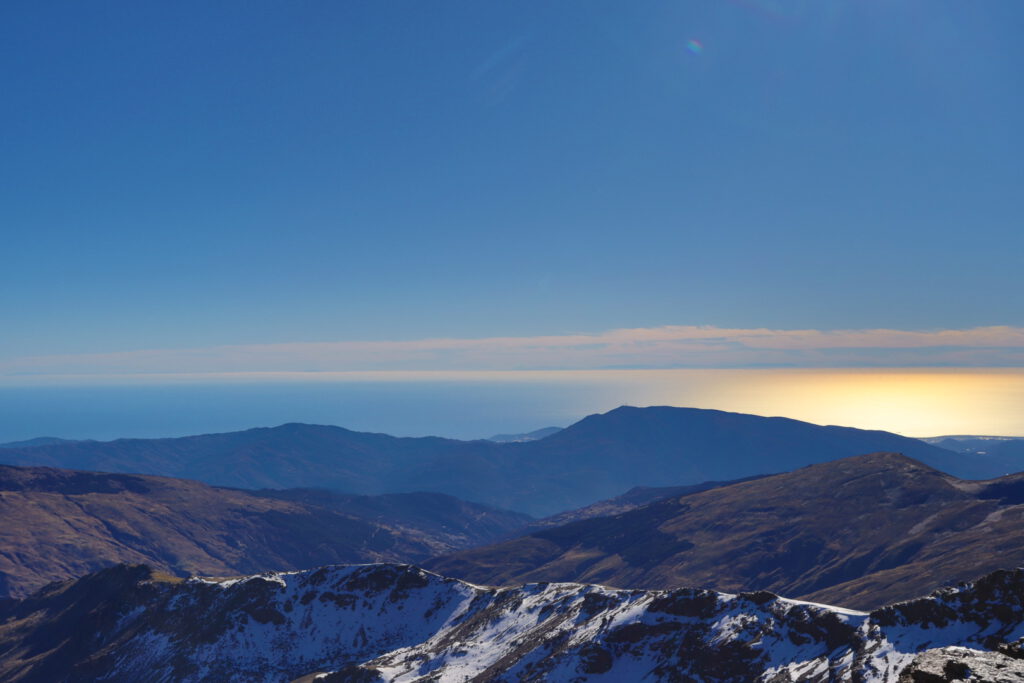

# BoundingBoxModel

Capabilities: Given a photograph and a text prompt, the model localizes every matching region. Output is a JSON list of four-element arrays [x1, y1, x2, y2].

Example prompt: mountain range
[[0, 437, 79, 449], [0, 465, 529, 598], [3, 562, 1024, 682], [927, 435, 1024, 461], [3, 407, 1024, 680], [0, 406, 992, 516], [427, 452, 1024, 609], [4, 449, 1024, 614]]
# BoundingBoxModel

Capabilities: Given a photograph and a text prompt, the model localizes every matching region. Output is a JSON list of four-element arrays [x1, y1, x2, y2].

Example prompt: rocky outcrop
[[897, 647, 1024, 682], [3, 563, 1024, 682]]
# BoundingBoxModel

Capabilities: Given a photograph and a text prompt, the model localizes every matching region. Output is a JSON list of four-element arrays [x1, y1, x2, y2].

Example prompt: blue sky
[[2, 2, 1024, 438], [3, 0, 1022, 361]]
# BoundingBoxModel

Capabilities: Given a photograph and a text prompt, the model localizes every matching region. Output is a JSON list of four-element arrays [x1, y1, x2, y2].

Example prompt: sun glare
[[592, 368, 1024, 437]]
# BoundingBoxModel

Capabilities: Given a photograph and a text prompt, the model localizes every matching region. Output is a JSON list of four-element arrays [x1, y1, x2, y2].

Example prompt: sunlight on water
[[1, 368, 1021, 441], [587, 368, 1024, 437]]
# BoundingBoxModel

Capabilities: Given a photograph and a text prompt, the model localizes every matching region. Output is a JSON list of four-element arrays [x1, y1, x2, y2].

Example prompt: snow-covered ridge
[[5, 563, 1024, 682]]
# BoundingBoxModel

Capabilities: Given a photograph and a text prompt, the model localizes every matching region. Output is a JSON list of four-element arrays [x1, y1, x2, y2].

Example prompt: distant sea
[[0, 380, 598, 443], [1, 369, 1022, 443]]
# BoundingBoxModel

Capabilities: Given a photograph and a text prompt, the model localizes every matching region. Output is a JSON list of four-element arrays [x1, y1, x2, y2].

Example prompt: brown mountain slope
[[0, 465, 530, 598], [425, 452, 1024, 609], [525, 474, 770, 531]]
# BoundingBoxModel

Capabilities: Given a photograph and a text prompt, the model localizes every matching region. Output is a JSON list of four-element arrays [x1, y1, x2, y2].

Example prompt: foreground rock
[[897, 647, 1024, 682], [3, 563, 1024, 682]]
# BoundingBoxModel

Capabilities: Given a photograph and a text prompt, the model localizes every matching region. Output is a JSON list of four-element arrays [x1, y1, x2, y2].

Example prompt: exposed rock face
[[897, 647, 1024, 682], [3, 563, 1024, 682]]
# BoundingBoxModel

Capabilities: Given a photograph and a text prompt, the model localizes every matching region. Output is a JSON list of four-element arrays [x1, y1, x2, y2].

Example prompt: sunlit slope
[[0, 465, 529, 598], [427, 452, 1024, 609]]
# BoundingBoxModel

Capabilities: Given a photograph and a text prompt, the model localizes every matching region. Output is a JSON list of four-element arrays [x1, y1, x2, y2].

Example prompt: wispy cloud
[[4, 326, 1024, 381]]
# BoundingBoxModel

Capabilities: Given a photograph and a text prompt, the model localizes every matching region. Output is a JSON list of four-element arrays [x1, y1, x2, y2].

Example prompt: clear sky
[[2, 1, 1023, 438]]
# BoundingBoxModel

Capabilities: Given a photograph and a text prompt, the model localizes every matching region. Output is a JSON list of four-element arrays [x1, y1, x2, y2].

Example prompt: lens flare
[[686, 39, 704, 55]]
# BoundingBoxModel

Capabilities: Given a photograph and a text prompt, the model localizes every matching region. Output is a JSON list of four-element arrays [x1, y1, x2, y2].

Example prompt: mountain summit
[[0, 407, 978, 515], [428, 451, 1024, 609], [4, 562, 1024, 682]]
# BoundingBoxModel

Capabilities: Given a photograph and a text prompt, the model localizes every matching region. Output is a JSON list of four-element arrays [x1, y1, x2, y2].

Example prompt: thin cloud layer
[[4, 326, 1024, 379]]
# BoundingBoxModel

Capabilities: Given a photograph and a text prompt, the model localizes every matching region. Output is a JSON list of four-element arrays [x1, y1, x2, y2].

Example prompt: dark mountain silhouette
[[924, 435, 1024, 472], [975, 439, 1024, 465], [0, 464, 530, 598], [427, 452, 1024, 609], [922, 435, 1024, 450], [0, 437, 79, 449], [0, 406, 976, 515], [0, 422, 490, 494]]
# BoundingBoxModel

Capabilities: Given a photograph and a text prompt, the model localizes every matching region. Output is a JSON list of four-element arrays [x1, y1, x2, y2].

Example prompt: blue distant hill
[[0, 406, 1004, 516], [0, 437, 80, 449]]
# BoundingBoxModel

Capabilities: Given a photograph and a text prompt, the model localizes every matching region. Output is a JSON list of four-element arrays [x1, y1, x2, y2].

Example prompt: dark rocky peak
[[872, 568, 1024, 632], [897, 647, 1024, 683], [2, 564, 157, 620], [6, 563, 1024, 681]]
